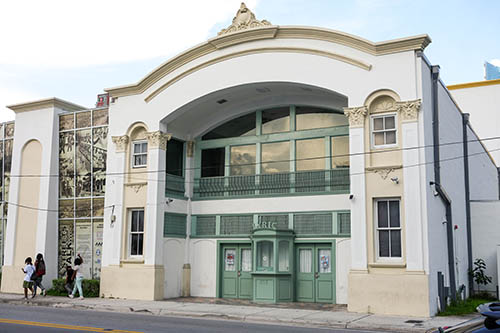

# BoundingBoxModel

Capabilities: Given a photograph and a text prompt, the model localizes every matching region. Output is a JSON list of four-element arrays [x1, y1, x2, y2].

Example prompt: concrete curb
[[0, 294, 472, 332]]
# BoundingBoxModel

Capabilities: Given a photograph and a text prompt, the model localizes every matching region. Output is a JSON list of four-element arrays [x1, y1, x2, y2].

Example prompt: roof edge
[[105, 25, 431, 98], [7, 97, 87, 113], [448, 78, 500, 90]]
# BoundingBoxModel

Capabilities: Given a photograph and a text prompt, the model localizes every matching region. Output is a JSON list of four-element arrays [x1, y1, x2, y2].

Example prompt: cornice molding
[[112, 135, 129, 152], [447, 78, 500, 90], [105, 26, 431, 98], [7, 97, 86, 113], [125, 182, 148, 193], [145, 47, 372, 103], [396, 99, 421, 122], [343, 106, 367, 127], [147, 131, 172, 150]]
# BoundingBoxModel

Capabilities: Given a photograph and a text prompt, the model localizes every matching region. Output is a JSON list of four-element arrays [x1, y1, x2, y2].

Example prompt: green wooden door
[[221, 244, 253, 299], [296, 244, 334, 303]]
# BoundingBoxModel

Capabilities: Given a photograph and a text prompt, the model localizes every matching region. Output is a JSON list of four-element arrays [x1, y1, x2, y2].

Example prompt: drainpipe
[[431, 65, 457, 301], [462, 114, 473, 295]]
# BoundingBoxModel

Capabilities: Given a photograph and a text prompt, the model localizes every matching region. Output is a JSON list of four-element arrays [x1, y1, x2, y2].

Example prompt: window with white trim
[[132, 141, 147, 167], [129, 209, 144, 257], [371, 114, 396, 147], [375, 199, 401, 258]]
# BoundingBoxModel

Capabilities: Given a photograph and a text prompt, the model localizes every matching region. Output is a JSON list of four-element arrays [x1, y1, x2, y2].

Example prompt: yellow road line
[[0, 318, 143, 332]]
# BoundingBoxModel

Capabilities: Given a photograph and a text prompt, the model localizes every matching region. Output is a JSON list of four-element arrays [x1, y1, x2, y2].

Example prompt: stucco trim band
[[145, 47, 372, 103], [7, 97, 86, 113], [447, 78, 500, 90], [105, 26, 431, 98]]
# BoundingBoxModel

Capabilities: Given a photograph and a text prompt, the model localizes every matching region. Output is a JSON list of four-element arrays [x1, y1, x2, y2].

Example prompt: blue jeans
[[72, 276, 83, 297]]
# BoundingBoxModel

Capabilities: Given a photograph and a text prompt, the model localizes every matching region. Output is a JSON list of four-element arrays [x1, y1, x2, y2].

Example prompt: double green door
[[221, 244, 253, 299], [296, 244, 334, 303]]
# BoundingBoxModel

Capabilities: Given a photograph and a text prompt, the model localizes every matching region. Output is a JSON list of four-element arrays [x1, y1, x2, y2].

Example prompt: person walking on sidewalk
[[64, 265, 75, 295], [21, 257, 35, 301], [32, 253, 47, 298], [69, 254, 84, 299]]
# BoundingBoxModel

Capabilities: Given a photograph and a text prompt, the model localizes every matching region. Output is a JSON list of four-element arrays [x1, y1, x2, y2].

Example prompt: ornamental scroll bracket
[[343, 106, 368, 127], [366, 166, 402, 180], [218, 2, 272, 35], [396, 99, 422, 122], [146, 131, 172, 150], [112, 135, 129, 152]]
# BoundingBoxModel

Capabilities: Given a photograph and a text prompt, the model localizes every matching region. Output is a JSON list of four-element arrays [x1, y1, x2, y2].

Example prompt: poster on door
[[93, 220, 103, 279], [75, 220, 92, 278], [320, 255, 329, 270]]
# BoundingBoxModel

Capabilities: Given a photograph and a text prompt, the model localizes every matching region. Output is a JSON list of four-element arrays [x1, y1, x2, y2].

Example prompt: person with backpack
[[32, 253, 47, 297], [21, 257, 35, 301], [69, 254, 84, 299], [64, 265, 75, 295]]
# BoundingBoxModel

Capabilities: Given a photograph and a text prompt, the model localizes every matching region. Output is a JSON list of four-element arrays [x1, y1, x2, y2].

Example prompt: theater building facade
[[1, 5, 499, 317]]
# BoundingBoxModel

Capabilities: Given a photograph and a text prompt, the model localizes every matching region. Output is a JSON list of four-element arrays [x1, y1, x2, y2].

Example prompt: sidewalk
[[0, 292, 475, 332]]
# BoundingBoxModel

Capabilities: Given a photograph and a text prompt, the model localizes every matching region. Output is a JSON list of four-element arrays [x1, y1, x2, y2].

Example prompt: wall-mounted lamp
[[349, 194, 354, 200], [166, 198, 174, 205]]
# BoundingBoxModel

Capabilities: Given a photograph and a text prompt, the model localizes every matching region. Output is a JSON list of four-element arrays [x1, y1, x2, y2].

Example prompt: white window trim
[[370, 113, 398, 149], [131, 140, 148, 168], [374, 198, 403, 262], [128, 209, 145, 258]]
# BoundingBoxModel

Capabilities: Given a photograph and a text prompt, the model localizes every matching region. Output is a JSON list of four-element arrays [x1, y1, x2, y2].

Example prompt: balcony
[[193, 168, 349, 199]]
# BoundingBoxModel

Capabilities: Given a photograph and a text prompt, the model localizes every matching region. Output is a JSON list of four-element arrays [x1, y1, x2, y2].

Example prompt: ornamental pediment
[[218, 2, 272, 36]]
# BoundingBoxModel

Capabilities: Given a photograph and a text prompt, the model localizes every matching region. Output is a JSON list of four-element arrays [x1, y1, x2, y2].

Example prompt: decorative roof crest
[[218, 2, 271, 36]]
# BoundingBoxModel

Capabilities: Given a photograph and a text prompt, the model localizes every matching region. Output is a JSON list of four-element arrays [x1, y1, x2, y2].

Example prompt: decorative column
[[182, 140, 195, 296], [397, 99, 424, 272], [144, 131, 171, 266], [343, 106, 368, 271], [104, 135, 129, 266]]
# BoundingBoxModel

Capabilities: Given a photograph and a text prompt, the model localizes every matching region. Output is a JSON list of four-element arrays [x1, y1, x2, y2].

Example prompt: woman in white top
[[69, 254, 84, 299]]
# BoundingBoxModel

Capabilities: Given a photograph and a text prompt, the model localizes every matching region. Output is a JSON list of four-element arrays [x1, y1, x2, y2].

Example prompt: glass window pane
[[59, 132, 75, 198], [92, 127, 107, 196], [131, 234, 138, 255], [230, 145, 256, 175], [389, 201, 400, 227], [224, 249, 236, 271], [134, 156, 142, 166], [331, 136, 349, 168], [374, 132, 384, 146], [299, 249, 312, 273], [386, 131, 396, 144], [202, 113, 256, 140], [76, 130, 92, 197], [257, 241, 274, 270], [141, 143, 147, 152], [377, 201, 388, 228], [59, 114, 74, 130], [278, 241, 289, 272], [92, 198, 104, 217], [318, 249, 331, 273], [138, 234, 143, 256], [262, 107, 290, 134], [390, 230, 402, 257], [385, 116, 395, 129], [5, 123, 14, 138], [166, 139, 184, 176], [59, 200, 74, 219], [138, 211, 144, 231], [296, 107, 348, 131], [92, 109, 108, 126], [75, 198, 91, 218], [373, 118, 384, 131], [261, 142, 290, 174], [379, 230, 390, 257], [76, 112, 91, 128], [134, 143, 141, 154], [201, 148, 225, 177], [296, 138, 325, 171], [131, 212, 138, 232], [241, 249, 252, 272]]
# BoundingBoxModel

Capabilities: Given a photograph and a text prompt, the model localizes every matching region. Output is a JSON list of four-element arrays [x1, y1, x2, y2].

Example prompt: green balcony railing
[[193, 168, 349, 199]]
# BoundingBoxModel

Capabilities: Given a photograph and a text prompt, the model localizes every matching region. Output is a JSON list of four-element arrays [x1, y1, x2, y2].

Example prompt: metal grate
[[195, 216, 216, 236], [338, 212, 351, 235], [165, 174, 185, 197], [295, 170, 326, 192], [220, 215, 253, 235], [294, 213, 332, 235], [330, 168, 350, 192], [258, 214, 289, 230], [164, 213, 186, 237], [259, 173, 290, 194]]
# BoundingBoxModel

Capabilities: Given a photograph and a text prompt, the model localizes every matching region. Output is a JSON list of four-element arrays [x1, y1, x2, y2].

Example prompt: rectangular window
[[129, 209, 144, 257], [261, 141, 290, 173], [375, 199, 401, 259], [132, 141, 148, 167], [166, 139, 184, 176], [201, 147, 225, 177], [296, 138, 325, 171], [371, 114, 397, 148], [230, 144, 256, 176]]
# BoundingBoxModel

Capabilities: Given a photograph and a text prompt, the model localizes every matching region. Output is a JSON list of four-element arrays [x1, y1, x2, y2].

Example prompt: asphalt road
[[0, 303, 383, 333]]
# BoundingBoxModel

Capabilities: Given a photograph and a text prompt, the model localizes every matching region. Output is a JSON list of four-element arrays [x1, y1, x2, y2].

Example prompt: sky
[[0, 0, 499, 122]]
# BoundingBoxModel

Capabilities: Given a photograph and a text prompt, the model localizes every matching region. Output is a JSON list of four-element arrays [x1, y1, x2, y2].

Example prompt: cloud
[[0, 0, 259, 68], [490, 59, 500, 67]]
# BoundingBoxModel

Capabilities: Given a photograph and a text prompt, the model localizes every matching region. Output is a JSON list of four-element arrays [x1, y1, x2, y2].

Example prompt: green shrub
[[47, 278, 100, 298]]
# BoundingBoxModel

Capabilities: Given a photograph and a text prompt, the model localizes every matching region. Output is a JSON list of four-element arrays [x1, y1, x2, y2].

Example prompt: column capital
[[186, 141, 195, 157], [396, 99, 422, 122], [111, 135, 129, 152], [343, 106, 368, 128], [146, 131, 172, 150]]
